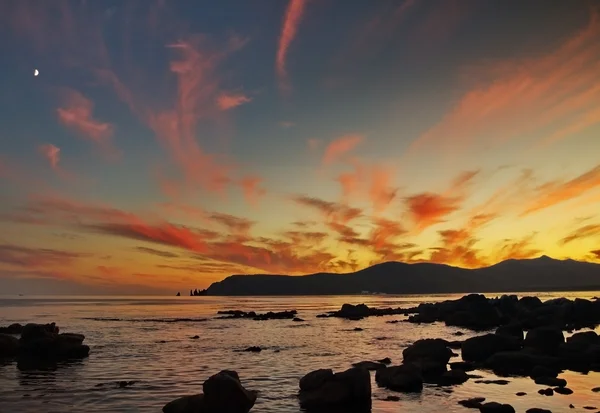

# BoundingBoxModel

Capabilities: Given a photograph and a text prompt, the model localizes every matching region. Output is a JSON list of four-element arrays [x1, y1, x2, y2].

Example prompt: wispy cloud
[[216, 92, 252, 110], [276, 0, 307, 94], [239, 176, 266, 206], [322, 134, 364, 165], [560, 223, 600, 245], [135, 246, 179, 258], [37, 144, 60, 170]]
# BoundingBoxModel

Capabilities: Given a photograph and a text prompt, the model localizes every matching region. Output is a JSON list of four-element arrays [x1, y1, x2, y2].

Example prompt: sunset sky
[[1, 0, 600, 294]]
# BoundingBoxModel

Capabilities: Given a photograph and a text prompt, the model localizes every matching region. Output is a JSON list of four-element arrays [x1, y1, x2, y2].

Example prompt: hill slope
[[204, 256, 600, 296]]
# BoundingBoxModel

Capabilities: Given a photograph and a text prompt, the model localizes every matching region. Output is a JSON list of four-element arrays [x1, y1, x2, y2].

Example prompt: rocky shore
[[2, 294, 600, 412]]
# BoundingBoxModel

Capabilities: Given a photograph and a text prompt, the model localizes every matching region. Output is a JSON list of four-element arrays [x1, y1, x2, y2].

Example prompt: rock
[[530, 365, 559, 379], [450, 361, 477, 371], [191, 336, 199, 340], [495, 324, 524, 343], [534, 377, 566, 387], [525, 327, 564, 354], [375, 364, 423, 392], [377, 357, 392, 365], [485, 351, 561, 376], [163, 394, 206, 413], [592, 387, 600, 392], [479, 401, 516, 413], [554, 387, 573, 395], [454, 331, 465, 336], [0, 334, 19, 358], [403, 338, 453, 367], [447, 340, 463, 349], [526, 409, 552, 413], [292, 317, 304, 322], [462, 334, 520, 362], [519, 296, 542, 310], [352, 361, 386, 371], [243, 346, 262, 352], [567, 331, 598, 346], [475, 379, 510, 385], [18, 323, 89, 361], [583, 407, 597, 410], [384, 395, 400, 401], [298, 367, 371, 410], [203, 370, 256, 413], [20, 323, 59, 341], [353, 327, 363, 331], [118, 380, 136, 388], [516, 392, 527, 396], [330, 303, 409, 319], [538, 388, 554, 396], [458, 397, 486, 408], [0, 323, 23, 334], [299, 369, 334, 392], [436, 369, 469, 386], [217, 309, 297, 320]]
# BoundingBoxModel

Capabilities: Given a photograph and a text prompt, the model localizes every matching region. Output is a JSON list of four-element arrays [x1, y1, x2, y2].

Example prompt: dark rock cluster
[[318, 303, 411, 320], [298, 367, 371, 410], [0, 322, 90, 369], [216, 309, 297, 320]]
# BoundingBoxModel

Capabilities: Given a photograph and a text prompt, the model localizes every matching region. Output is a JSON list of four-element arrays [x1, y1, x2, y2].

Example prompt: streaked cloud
[[216, 92, 252, 110], [322, 134, 363, 165], [37, 144, 60, 170], [276, 0, 307, 93]]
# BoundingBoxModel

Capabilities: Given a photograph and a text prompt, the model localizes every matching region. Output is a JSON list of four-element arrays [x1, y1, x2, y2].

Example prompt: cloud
[[210, 212, 255, 235], [135, 246, 179, 258], [293, 195, 362, 224], [322, 134, 364, 165], [337, 160, 398, 213], [216, 92, 252, 110], [591, 249, 600, 260], [560, 224, 600, 245], [405, 10, 600, 157], [276, 0, 307, 93], [56, 89, 115, 150], [521, 164, 600, 216], [0, 244, 89, 269], [239, 176, 266, 206], [37, 144, 60, 169]]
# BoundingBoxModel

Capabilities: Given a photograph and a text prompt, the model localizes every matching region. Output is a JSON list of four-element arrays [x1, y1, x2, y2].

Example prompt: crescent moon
[[34, 69, 39, 76]]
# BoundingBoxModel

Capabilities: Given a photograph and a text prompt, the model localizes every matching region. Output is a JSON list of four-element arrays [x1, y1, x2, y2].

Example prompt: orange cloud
[[239, 176, 266, 206], [591, 250, 600, 260], [406, 193, 462, 232], [521, 164, 600, 216], [276, 0, 307, 93], [322, 134, 363, 165], [406, 9, 600, 158], [216, 92, 252, 110], [560, 224, 600, 245], [37, 144, 60, 169], [0, 244, 90, 269], [56, 89, 114, 148]]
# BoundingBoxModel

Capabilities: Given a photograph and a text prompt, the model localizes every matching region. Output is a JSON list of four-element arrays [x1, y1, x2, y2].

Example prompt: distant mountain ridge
[[204, 256, 600, 296]]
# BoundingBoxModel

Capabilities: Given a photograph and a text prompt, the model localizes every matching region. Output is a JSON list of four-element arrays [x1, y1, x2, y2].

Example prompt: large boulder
[[0, 333, 19, 358], [462, 334, 520, 362], [299, 369, 334, 391], [20, 323, 59, 341], [162, 395, 206, 413], [375, 364, 423, 392], [524, 327, 564, 354], [403, 339, 452, 366], [479, 402, 516, 413], [0, 323, 23, 334], [203, 371, 256, 413], [442, 294, 503, 330], [495, 324, 524, 344], [485, 351, 561, 376], [298, 367, 371, 410], [19, 326, 89, 360]]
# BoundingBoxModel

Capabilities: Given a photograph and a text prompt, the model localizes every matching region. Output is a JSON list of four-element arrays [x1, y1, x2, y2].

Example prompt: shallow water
[[1, 292, 600, 412]]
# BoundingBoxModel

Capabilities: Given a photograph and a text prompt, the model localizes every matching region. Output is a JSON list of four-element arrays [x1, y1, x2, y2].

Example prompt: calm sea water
[[1, 292, 600, 412]]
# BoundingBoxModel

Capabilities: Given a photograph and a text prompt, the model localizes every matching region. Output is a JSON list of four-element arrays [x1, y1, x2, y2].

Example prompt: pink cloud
[[216, 92, 252, 110], [322, 134, 363, 165], [276, 0, 308, 94], [37, 144, 60, 169], [56, 89, 114, 144]]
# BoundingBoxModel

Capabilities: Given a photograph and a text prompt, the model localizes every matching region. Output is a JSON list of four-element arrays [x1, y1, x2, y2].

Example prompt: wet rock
[[447, 340, 464, 349], [530, 365, 559, 379], [0, 334, 19, 358], [526, 409, 552, 413], [18, 323, 89, 362], [479, 401, 515, 413], [462, 334, 520, 362], [243, 346, 262, 353], [583, 407, 597, 410], [0, 323, 23, 334], [592, 387, 600, 392], [118, 380, 137, 388], [495, 324, 524, 343], [458, 397, 485, 408], [454, 331, 465, 336], [403, 338, 453, 372], [300, 369, 334, 391], [534, 376, 566, 387], [450, 361, 477, 371], [217, 309, 297, 321], [375, 364, 423, 392], [203, 370, 257, 413], [538, 388, 554, 396], [516, 392, 527, 396], [292, 317, 304, 322], [525, 327, 564, 354], [353, 327, 364, 332], [352, 361, 386, 371], [553, 387, 573, 395], [485, 351, 560, 376], [191, 336, 199, 340], [377, 357, 392, 365], [384, 395, 400, 401], [298, 367, 371, 410], [569, 404, 574, 408], [163, 394, 206, 413], [435, 369, 469, 386], [475, 379, 510, 385]]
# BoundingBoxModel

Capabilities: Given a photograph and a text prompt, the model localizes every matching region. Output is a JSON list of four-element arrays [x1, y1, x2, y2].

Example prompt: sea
[[1, 292, 600, 413]]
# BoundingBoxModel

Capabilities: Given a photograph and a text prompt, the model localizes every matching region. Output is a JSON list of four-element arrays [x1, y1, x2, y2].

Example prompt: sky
[[1, 0, 600, 295]]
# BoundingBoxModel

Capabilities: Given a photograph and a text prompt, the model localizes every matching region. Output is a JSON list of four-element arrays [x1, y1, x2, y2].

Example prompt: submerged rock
[[458, 397, 485, 408], [479, 402, 516, 413], [375, 364, 423, 392], [216, 309, 297, 320], [15, 322, 90, 363], [298, 367, 371, 410], [403, 338, 453, 376], [0, 334, 19, 358], [462, 333, 520, 362], [352, 361, 386, 371], [327, 303, 410, 320]]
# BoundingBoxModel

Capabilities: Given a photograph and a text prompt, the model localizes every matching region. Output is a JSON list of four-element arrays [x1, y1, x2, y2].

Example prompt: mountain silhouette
[[204, 256, 600, 295]]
